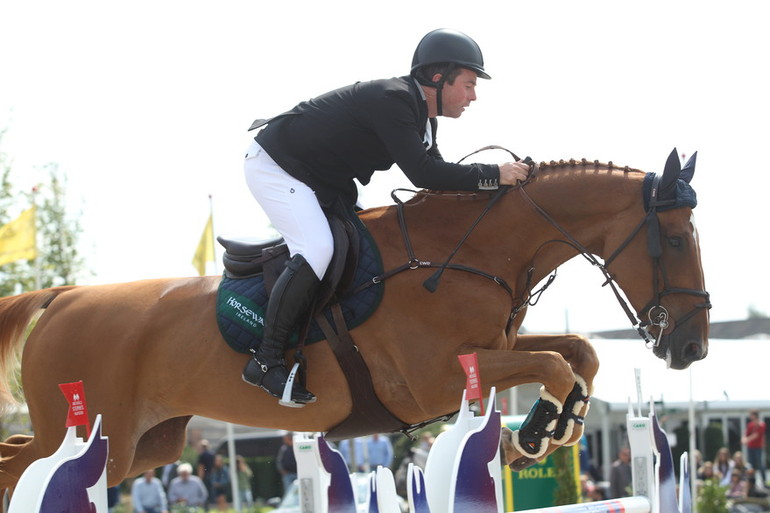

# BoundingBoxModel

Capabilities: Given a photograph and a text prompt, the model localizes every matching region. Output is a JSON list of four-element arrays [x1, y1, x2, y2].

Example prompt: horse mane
[[404, 158, 645, 204], [536, 158, 643, 174]]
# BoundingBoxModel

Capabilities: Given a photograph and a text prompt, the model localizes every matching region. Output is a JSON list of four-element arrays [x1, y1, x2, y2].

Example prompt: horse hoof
[[509, 456, 538, 471]]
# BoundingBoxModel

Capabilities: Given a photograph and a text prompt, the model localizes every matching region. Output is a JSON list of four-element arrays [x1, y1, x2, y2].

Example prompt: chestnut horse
[[0, 149, 709, 491]]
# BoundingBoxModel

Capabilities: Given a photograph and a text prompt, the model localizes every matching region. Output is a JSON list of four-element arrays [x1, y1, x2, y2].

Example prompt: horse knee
[[565, 334, 599, 380], [539, 351, 575, 398]]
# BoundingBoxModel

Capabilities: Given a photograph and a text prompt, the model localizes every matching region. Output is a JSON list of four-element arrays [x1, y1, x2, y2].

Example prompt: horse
[[0, 149, 709, 492]]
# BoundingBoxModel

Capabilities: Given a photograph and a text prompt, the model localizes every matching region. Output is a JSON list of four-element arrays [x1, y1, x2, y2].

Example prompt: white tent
[[589, 338, 768, 405]]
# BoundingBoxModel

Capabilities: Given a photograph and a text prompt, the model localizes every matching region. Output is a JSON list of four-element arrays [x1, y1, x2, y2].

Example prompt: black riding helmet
[[410, 28, 490, 115]]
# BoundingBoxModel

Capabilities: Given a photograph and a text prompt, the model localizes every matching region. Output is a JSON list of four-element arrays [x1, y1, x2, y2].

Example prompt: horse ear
[[660, 148, 681, 193], [680, 151, 697, 183]]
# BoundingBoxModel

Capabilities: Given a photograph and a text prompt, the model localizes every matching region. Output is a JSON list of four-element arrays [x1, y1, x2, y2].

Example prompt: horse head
[[601, 148, 710, 369]]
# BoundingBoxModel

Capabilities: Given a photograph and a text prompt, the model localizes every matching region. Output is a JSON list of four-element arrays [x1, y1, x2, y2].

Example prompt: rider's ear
[[431, 73, 443, 84]]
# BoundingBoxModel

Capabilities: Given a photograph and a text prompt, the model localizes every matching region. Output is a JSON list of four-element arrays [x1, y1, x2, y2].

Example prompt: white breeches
[[244, 141, 333, 280]]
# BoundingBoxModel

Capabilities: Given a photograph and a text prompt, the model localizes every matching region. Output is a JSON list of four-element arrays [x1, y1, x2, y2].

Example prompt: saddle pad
[[216, 219, 384, 354]]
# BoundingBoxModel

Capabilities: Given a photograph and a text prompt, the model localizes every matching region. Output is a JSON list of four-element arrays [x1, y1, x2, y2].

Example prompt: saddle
[[216, 212, 407, 440], [218, 214, 358, 308]]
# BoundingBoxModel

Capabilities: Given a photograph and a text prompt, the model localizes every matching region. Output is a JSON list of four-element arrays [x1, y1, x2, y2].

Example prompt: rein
[[516, 173, 711, 347], [361, 145, 532, 335], [367, 187, 518, 333]]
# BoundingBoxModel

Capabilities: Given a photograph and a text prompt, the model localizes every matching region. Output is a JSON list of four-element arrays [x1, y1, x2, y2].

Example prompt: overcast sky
[[1, 0, 768, 334]]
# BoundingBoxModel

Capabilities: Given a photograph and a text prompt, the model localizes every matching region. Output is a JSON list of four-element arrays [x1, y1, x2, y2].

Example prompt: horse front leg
[[499, 333, 599, 470], [471, 347, 577, 469], [513, 334, 599, 446]]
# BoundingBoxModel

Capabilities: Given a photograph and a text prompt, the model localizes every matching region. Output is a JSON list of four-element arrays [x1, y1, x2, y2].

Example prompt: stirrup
[[279, 362, 306, 408], [242, 357, 315, 407]]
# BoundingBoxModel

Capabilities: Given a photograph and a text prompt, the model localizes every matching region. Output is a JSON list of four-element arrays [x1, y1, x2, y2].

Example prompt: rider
[[242, 28, 532, 407]]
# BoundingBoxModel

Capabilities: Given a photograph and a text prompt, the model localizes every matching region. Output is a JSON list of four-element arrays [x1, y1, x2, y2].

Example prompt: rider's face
[[439, 68, 478, 118]]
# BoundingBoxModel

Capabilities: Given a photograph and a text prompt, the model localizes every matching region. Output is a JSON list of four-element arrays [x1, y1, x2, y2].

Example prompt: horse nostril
[[684, 341, 705, 362]]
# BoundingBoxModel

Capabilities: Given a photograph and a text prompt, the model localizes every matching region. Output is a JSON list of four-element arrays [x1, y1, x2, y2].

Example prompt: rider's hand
[[499, 161, 532, 185]]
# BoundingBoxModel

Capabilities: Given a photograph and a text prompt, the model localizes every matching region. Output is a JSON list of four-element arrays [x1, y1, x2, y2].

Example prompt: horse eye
[[668, 237, 682, 248]]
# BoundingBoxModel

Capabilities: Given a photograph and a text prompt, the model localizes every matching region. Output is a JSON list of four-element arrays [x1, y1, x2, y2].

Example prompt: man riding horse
[[242, 28, 532, 406]]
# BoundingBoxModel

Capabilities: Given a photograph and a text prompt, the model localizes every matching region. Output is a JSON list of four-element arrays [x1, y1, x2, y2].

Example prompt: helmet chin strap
[[435, 81, 445, 116], [433, 64, 454, 117], [414, 64, 455, 117]]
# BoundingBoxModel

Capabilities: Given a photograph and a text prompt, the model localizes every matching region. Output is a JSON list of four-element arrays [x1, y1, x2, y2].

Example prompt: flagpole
[[32, 186, 41, 290], [211, 194, 242, 510], [208, 194, 217, 275]]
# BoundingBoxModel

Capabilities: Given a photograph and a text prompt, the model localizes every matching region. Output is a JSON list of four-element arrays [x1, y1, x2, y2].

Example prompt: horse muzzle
[[653, 331, 708, 370]]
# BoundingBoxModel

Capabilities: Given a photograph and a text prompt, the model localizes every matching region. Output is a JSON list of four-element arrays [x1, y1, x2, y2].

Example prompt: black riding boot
[[242, 254, 320, 405]]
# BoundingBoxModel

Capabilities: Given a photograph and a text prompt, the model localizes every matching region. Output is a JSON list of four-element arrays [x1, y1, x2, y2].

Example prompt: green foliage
[[392, 424, 445, 473], [552, 447, 579, 505], [34, 163, 86, 288], [1, 132, 86, 295], [704, 422, 725, 462], [697, 478, 728, 513]]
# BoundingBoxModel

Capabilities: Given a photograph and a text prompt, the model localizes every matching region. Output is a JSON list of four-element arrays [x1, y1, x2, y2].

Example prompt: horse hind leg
[[126, 416, 192, 478], [0, 434, 38, 493]]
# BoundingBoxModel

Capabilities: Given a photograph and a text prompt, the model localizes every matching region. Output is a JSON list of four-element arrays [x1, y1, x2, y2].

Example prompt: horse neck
[[370, 166, 645, 287], [506, 165, 647, 282]]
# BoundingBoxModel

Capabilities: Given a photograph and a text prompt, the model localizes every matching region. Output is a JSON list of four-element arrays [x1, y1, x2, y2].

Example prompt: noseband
[[518, 173, 711, 348]]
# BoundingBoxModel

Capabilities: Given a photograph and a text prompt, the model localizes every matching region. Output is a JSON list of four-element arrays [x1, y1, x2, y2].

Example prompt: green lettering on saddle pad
[[218, 291, 265, 332], [215, 282, 302, 353]]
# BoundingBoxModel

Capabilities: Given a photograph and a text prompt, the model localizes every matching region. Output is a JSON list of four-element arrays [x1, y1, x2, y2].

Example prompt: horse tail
[[0, 286, 77, 409]]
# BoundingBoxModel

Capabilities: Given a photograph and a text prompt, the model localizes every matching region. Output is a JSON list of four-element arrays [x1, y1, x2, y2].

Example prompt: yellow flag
[[0, 207, 37, 266], [192, 214, 215, 276]]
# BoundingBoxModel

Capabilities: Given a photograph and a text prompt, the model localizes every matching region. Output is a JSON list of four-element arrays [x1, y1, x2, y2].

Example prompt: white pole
[[31, 186, 41, 290], [209, 195, 241, 511], [689, 367, 697, 512], [508, 386, 518, 416], [601, 401, 611, 482], [226, 422, 241, 511], [522, 496, 650, 513]]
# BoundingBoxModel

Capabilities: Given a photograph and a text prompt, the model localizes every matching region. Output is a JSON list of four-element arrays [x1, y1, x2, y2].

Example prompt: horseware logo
[[225, 295, 265, 327]]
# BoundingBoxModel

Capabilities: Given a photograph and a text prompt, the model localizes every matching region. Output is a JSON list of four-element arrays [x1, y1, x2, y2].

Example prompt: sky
[[1, 0, 768, 335]]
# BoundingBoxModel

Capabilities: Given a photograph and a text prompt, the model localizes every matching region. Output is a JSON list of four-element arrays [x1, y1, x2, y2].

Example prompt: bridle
[[517, 171, 712, 348], [374, 144, 711, 349]]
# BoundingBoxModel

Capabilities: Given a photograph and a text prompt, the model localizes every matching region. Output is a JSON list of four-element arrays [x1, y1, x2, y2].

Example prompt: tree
[[697, 478, 728, 513], [0, 132, 86, 294], [32, 163, 87, 288], [552, 446, 579, 505], [747, 304, 767, 319]]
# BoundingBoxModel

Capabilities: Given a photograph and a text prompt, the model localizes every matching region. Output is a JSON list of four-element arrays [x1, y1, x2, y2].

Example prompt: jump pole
[[514, 495, 650, 513]]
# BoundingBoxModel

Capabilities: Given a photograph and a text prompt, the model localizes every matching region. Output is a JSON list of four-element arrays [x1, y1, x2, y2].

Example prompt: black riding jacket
[[253, 76, 500, 207]]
